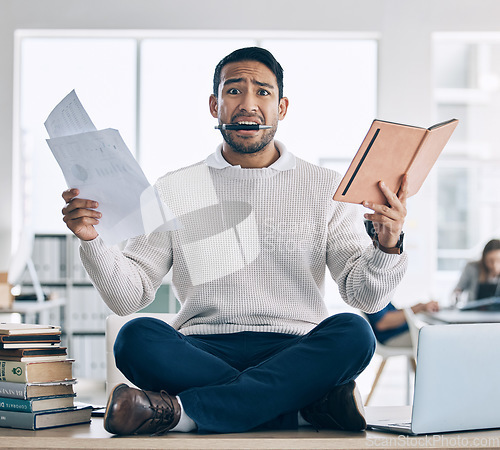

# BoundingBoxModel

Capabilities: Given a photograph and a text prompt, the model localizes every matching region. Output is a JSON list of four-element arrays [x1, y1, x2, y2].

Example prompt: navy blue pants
[[114, 313, 375, 433]]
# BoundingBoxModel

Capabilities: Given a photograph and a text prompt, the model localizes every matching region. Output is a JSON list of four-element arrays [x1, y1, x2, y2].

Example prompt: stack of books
[[0, 323, 92, 430]]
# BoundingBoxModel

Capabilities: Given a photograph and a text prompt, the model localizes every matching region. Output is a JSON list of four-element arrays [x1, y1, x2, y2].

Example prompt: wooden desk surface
[[0, 408, 499, 449]]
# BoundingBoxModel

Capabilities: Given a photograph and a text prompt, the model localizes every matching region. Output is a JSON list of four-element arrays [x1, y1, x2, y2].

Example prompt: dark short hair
[[213, 47, 284, 99]]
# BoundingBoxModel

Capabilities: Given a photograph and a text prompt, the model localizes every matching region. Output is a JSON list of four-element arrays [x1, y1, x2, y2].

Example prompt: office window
[[16, 33, 377, 315], [139, 38, 254, 181], [262, 39, 377, 164], [14, 32, 379, 320], [17, 33, 377, 235], [433, 35, 500, 271], [140, 38, 376, 181], [18, 37, 137, 234]]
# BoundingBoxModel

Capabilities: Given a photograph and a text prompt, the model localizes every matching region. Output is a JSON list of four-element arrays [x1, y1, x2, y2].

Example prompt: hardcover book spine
[[0, 361, 28, 383], [0, 396, 33, 412], [0, 381, 27, 399], [0, 409, 35, 429]]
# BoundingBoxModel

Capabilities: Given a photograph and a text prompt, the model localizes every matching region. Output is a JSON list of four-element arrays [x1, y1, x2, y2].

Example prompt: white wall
[[2, 0, 500, 302]]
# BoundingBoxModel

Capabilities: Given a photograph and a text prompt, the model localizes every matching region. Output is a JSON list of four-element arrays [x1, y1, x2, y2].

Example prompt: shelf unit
[[19, 233, 178, 380], [18, 234, 110, 379]]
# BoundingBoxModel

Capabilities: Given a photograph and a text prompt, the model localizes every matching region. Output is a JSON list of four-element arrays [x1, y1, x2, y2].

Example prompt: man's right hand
[[62, 188, 101, 241]]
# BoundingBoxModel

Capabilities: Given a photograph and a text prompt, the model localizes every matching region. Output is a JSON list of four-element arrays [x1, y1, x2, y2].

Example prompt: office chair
[[365, 338, 415, 405], [403, 307, 428, 359], [105, 313, 176, 399]]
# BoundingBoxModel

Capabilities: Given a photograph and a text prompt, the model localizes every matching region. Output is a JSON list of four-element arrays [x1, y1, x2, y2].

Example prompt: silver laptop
[[367, 323, 500, 435]]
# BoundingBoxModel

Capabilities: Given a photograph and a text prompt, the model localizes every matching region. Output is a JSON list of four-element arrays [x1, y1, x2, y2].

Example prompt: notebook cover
[[333, 119, 458, 205]]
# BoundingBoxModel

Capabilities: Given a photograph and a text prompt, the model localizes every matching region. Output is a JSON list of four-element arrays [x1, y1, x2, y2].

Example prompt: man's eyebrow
[[254, 80, 275, 90], [223, 78, 244, 87], [223, 78, 275, 90]]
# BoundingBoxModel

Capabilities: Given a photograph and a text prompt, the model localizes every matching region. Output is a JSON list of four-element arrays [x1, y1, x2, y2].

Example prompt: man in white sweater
[[62, 47, 408, 435]]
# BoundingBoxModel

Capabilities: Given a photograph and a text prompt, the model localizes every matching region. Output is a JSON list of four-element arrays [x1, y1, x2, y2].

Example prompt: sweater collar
[[205, 141, 296, 171]]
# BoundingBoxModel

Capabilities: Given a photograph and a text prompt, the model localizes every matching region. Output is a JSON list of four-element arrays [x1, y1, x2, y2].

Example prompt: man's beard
[[221, 126, 277, 155]]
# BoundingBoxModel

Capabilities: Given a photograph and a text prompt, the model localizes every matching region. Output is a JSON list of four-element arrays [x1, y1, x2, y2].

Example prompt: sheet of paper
[[45, 92, 180, 245], [44, 90, 97, 138]]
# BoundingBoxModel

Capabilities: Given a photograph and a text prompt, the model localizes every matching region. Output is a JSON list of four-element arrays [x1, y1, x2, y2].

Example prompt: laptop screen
[[411, 323, 500, 434]]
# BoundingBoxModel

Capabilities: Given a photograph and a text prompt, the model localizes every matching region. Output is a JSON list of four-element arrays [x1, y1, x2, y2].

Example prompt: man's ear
[[209, 94, 218, 118], [278, 97, 289, 121]]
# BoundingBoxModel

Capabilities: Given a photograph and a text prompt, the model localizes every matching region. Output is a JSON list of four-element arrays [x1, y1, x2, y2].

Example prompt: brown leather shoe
[[300, 381, 366, 431], [104, 383, 181, 435]]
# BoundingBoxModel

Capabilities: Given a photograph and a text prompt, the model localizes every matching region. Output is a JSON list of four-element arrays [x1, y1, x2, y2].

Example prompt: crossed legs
[[113, 313, 375, 433]]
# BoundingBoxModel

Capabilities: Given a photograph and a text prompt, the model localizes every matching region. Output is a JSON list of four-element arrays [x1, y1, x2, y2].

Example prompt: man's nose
[[238, 92, 258, 113]]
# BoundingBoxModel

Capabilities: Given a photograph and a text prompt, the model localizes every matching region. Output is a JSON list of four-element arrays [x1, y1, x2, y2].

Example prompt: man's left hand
[[362, 174, 408, 249]]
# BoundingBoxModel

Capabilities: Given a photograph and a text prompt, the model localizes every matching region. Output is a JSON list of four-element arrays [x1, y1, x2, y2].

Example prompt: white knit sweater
[[80, 144, 408, 336]]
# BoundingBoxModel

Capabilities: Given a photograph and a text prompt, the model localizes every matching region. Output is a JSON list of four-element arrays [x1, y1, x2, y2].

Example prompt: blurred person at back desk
[[366, 301, 439, 347], [453, 239, 500, 304]]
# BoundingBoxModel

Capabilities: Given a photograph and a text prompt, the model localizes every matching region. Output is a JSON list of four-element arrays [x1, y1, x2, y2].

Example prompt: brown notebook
[[333, 118, 459, 205]]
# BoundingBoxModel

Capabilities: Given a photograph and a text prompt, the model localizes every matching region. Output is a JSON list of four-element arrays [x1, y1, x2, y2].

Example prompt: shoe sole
[[103, 383, 128, 434]]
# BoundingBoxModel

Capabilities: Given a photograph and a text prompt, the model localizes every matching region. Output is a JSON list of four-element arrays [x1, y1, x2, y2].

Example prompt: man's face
[[209, 60, 288, 155]]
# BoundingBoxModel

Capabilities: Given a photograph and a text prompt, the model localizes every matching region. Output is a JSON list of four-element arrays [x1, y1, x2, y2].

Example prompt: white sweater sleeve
[[326, 201, 408, 314], [79, 232, 173, 316]]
